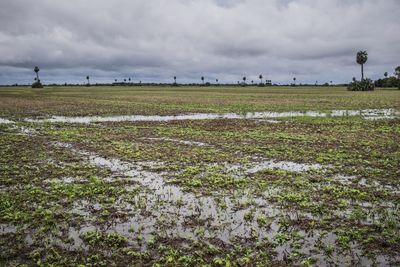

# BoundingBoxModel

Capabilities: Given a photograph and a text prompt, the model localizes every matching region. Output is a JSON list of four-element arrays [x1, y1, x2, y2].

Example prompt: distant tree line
[[27, 58, 399, 89], [374, 66, 400, 88]]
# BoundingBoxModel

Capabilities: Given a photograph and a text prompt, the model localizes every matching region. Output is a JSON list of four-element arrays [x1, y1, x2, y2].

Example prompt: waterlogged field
[[0, 86, 400, 266]]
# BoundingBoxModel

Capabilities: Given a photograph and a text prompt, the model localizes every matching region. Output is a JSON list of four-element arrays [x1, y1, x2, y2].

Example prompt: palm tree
[[201, 76, 204, 85], [352, 77, 356, 82], [293, 77, 296, 85], [384, 72, 388, 78], [395, 66, 400, 79], [115, 79, 117, 83], [243, 76, 246, 85], [216, 79, 219, 84], [259, 74, 263, 85], [86, 76, 90, 85], [356, 51, 368, 80], [34, 66, 40, 81], [174, 76, 177, 84], [128, 78, 131, 83]]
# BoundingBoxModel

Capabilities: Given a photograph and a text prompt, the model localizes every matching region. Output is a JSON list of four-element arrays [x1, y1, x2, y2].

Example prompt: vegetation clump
[[347, 78, 375, 91], [31, 81, 43, 88]]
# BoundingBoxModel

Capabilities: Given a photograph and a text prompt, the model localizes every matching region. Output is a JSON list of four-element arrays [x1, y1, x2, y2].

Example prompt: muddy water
[[52, 142, 303, 242], [25, 108, 399, 123], [48, 142, 394, 265]]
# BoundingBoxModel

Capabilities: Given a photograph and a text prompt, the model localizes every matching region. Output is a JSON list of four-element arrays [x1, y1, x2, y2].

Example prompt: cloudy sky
[[0, 0, 399, 85]]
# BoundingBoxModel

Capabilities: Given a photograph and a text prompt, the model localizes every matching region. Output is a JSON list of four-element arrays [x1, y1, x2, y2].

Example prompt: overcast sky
[[0, 0, 399, 85]]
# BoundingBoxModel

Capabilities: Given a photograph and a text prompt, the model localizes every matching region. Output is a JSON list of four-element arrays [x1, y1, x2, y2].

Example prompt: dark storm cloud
[[0, 0, 399, 84]]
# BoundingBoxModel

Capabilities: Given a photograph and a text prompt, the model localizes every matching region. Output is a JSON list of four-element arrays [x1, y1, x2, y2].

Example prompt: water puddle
[[0, 118, 14, 124], [44, 176, 76, 184], [245, 160, 324, 174], [0, 224, 17, 234], [253, 119, 282, 123], [18, 126, 37, 135], [333, 175, 399, 194], [25, 108, 399, 123], [330, 108, 397, 118], [141, 137, 210, 147]]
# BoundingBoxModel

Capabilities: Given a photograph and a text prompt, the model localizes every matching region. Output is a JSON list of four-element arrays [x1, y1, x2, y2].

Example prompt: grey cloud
[[0, 0, 399, 85]]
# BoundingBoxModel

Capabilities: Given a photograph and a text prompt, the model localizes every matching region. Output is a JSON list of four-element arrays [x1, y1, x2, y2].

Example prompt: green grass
[[0, 85, 399, 118]]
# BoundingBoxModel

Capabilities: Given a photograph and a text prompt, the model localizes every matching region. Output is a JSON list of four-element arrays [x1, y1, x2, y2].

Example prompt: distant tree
[[243, 76, 246, 84], [395, 66, 400, 79], [34, 66, 40, 81], [352, 77, 356, 82], [128, 78, 131, 82], [86, 76, 90, 86], [315, 80, 318, 86], [356, 51, 368, 80], [115, 79, 117, 83], [384, 72, 388, 78], [124, 78, 127, 83], [395, 66, 400, 89], [330, 81, 333, 86], [174, 76, 177, 84], [258, 74, 263, 85], [251, 80, 254, 85], [375, 77, 398, 88], [293, 77, 296, 86], [32, 66, 43, 88], [201, 76, 204, 85]]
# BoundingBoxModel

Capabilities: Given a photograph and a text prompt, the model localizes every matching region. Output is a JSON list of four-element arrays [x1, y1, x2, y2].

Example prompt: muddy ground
[[0, 86, 399, 266]]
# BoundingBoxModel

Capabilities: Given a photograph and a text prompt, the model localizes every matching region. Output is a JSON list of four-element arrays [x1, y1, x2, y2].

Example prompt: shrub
[[347, 79, 374, 91], [375, 77, 399, 88], [31, 81, 43, 88]]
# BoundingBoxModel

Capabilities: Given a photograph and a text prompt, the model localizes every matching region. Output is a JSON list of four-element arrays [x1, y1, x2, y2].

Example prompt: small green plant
[[256, 214, 270, 227]]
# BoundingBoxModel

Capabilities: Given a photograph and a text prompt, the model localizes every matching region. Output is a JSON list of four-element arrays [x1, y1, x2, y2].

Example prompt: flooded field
[[1, 86, 399, 266], [23, 108, 399, 123]]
